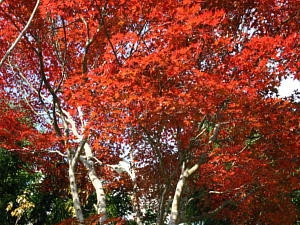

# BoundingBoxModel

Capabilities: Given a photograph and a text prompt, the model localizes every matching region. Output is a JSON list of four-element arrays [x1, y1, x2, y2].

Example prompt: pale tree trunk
[[169, 164, 186, 225], [113, 153, 143, 225], [69, 156, 84, 224], [86, 163, 107, 223], [62, 109, 107, 224], [157, 184, 170, 225], [3, 11, 107, 223], [130, 152, 143, 225], [81, 144, 107, 224], [169, 162, 201, 225]]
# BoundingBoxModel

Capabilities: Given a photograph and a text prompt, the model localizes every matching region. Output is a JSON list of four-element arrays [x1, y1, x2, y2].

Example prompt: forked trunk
[[169, 162, 200, 225]]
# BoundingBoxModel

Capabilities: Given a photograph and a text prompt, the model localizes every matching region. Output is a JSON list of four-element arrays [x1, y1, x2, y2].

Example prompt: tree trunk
[[129, 152, 143, 225], [169, 162, 200, 225], [169, 169, 186, 225], [86, 163, 107, 223], [81, 144, 107, 224], [61, 109, 107, 224], [157, 185, 169, 225], [69, 157, 84, 224]]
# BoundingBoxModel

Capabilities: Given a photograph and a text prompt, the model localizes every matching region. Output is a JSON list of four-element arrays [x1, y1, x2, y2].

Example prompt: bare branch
[[61, 109, 82, 138], [48, 150, 67, 158], [81, 17, 92, 74], [73, 136, 88, 166], [236, 145, 248, 155], [209, 123, 220, 143], [7, 58, 53, 121], [99, 8, 121, 66], [36, 45, 64, 136], [128, 21, 148, 57], [77, 107, 86, 133], [193, 128, 206, 140], [23, 96, 42, 115], [184, 153, 207, 178], [92, 156, 103, 166], [0, 0, 40, 68], [81, 17, 101, 74]]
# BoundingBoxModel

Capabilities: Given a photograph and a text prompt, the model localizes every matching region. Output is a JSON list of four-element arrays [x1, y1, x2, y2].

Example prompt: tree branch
[[0, 0, 40, 68], [81, 17, 96, 74], [73, 136, 88, 167], [99, 8, 121, 66]]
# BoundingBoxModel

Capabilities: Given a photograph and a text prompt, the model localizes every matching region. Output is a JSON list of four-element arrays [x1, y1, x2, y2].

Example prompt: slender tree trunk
[[61, 109, 107, 224], [157, 185, 169, 225], [81, 144, 107, 224], [69, 157, 84, 224], [129, 151, 143, 225], [169, 162, 201, 225], [86, 163, 107, 223], [169, 166, 186, 225]]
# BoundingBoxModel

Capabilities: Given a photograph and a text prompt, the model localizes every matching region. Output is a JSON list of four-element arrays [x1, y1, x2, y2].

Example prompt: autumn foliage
[[0, 0, 299, 224]]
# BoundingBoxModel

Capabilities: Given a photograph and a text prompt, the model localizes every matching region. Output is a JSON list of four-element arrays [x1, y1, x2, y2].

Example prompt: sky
[[278, 77, 300, 99]]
